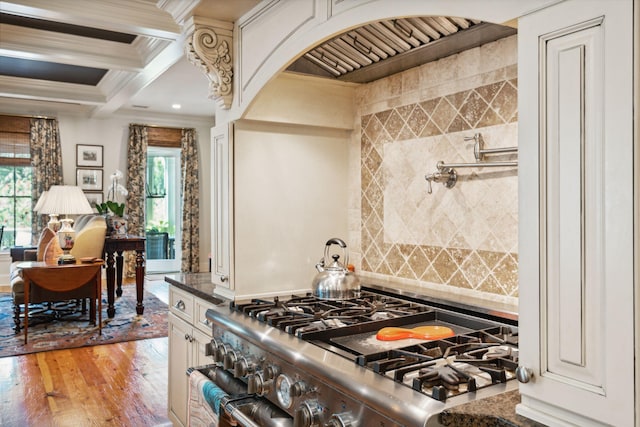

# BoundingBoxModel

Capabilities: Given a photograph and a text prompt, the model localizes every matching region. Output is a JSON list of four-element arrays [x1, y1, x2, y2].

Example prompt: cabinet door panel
[[517, 1, 635, 426], [168, 313, 192, 427], [544, 21, 603, 386], [211, 122, 233, 291]]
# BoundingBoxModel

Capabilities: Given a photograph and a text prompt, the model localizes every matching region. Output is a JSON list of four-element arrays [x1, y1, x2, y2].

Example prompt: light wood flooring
[[0, 279, 172, 427]]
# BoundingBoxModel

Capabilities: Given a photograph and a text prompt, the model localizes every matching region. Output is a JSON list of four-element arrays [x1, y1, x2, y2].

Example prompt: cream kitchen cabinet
[[210, 117, 350, 301], [210, 122, 233, 294], [517, 1, 636, 426], [167, 285, 214, 427]]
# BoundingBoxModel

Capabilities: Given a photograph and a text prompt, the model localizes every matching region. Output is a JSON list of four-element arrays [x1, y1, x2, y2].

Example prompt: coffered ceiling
[[0, 1, 515, 120], [0, 0, 260, 119]]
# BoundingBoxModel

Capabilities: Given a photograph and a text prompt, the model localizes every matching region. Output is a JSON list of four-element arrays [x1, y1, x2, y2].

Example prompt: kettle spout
[[315, 258, 325, 272]]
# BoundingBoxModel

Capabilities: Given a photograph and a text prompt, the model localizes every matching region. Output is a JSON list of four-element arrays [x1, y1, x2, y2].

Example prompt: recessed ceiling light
[[172, 103, 181, 109]]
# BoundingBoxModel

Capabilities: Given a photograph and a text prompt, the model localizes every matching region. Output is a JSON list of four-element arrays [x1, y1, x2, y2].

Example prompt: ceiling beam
[[92, 36, 187, 117], [1, 0, 182, 40], [0, 75, 106, 104], [0, 24, 144, 71]]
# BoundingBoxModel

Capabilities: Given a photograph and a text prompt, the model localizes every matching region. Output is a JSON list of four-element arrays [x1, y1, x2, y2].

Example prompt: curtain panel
[[29, 118, 63, 243], [180, 128, 199, 272], [125, 124, 148, 277]]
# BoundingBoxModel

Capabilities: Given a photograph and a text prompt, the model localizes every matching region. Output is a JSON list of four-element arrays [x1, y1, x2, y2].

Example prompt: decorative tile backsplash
[[351, 35, 519, 301]]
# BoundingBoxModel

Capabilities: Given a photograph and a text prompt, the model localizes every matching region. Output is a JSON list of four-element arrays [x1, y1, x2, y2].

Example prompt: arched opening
[[244, 13, 520, 302]]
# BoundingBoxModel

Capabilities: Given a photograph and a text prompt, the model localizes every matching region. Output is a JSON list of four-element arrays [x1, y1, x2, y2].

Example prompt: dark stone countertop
[[440, 390, 547, 427], [164, 272, 228, 306]]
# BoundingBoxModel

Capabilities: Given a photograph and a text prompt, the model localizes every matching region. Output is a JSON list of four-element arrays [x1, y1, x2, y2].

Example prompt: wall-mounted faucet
[[424, 167, 457, 194], [424, 132, 518, 194], [466, 132, 518, 162]]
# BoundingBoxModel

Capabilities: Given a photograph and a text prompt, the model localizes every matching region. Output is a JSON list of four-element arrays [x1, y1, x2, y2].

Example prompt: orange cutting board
[[376, 325, 455, 341]]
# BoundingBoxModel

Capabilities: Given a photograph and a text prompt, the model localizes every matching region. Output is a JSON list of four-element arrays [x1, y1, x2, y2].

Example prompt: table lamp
[[34, 190, 61, 231], [38, 185, 94, 264]]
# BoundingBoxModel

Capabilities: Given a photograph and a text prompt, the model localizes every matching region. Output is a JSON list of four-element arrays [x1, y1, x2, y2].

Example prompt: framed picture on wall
[[76, 168, 103, 191], [83, 192, 103, 211], [76, 144, 103, 167]]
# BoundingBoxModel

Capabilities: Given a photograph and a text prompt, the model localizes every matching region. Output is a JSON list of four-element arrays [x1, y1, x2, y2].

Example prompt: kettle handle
[[324, 238, 349, 267], [325, 238, 347, 248]]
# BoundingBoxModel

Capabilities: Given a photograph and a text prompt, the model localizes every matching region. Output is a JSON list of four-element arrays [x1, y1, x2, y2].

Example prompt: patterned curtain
[[125, 124, 148, 277], [29, 118, 63, 243], [181, 128, 200, 272]]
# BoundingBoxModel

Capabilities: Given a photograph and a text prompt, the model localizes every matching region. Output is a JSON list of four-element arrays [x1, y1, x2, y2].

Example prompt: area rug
[[0, 285, 168, 358]]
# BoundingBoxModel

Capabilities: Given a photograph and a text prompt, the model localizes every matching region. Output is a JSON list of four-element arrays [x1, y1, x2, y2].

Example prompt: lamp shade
[[33, 190, 48, 212], [38, 185, 94, 215]]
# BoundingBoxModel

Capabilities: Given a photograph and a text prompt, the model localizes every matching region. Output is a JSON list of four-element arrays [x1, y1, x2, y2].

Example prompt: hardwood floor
[[0, 279, 173, 427]]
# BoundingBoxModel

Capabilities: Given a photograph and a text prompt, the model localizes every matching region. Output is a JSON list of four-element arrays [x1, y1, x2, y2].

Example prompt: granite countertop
[[164, 272, 228, 306], [440, 390, 546, 427]]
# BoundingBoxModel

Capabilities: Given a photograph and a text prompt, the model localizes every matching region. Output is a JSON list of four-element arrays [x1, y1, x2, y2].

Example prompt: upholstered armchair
[[9, 214, 107, 332]]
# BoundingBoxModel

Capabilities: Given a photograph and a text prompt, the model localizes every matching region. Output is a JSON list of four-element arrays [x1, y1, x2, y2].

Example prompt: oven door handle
[[221, 396, 261, 427]]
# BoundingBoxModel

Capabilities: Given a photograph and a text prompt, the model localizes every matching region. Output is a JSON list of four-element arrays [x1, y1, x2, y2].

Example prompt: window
[[0, 166, 32, 249], [0, 116, 32, 250]]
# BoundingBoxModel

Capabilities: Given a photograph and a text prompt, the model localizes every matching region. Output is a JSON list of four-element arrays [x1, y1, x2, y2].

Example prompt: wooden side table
[[21, 261, 103, 344], [103, 236, 146, 318]]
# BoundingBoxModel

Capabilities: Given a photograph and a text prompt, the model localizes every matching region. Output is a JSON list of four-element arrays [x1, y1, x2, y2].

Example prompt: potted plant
[[97, 170, 128, 235]]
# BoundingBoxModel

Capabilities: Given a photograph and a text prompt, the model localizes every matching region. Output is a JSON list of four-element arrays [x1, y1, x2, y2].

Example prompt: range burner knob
[[290, 380, 308, 398], [204, 340, 215, 357], [263, 364, 279, 380], [247, 372, 272, 396], [214, 342, 227, 364], [294, 400, 320, 427], [325, 413, 355, 427], [234, 356, 251, 378], [223, 350, 237, 370]]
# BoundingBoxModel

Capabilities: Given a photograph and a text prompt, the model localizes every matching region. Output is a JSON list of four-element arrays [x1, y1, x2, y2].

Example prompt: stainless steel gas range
[[197, 284, 519, 427]]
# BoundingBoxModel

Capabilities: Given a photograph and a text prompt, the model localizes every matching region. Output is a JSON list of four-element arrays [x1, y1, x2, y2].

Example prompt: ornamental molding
[[185, 18, 234, 110]]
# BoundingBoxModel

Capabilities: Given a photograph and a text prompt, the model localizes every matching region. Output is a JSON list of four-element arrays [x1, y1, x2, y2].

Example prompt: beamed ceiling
[[0, 0, 515, 119]]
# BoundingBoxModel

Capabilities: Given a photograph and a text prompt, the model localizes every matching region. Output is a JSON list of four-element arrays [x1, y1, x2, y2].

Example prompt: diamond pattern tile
[[359, 73, 519, 297], [406, 106, 429, 136]]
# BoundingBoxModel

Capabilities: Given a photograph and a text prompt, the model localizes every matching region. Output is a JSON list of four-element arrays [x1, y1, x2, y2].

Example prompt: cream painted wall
[[244, 73, 357, 130], [56, 114, 213, 273], [217, 72, 356, 299]]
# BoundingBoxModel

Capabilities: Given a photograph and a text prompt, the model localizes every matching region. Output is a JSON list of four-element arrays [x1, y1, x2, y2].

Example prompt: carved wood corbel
[[185, 22, 233, 110]]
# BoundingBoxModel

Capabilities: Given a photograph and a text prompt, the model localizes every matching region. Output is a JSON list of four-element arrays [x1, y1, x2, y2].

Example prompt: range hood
[[287, 16, 517, 83]]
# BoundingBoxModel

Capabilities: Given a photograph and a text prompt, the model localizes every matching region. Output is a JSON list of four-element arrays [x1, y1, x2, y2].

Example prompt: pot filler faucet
[[424, 167, 457, 194], [425, 133, 518, 194]]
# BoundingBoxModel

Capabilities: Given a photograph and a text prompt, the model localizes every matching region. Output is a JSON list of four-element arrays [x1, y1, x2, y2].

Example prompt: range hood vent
[[287, 16, 517, 83]]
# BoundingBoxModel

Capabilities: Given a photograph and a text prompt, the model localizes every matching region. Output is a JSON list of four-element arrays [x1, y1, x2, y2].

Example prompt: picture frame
[[76, 168, 103, 191], [76, 144, 103, 167], [83, 192, 103, 211]]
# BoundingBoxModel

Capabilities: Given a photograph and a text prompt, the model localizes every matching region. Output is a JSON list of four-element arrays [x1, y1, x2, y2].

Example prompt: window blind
[[0, 115, 31, 166], [147, 127, 182, 148]]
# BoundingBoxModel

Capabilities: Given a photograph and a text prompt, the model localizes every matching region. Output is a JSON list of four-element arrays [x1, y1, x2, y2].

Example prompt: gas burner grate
[[231, 291, 434, 335], [356, 328, 519, 402]]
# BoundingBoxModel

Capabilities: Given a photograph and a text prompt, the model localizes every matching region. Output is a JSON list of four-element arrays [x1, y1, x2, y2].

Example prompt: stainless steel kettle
[[312, 238, 360, 300]]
